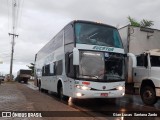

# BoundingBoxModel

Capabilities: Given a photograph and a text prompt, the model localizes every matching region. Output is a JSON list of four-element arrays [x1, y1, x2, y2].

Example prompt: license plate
[[100, 93, 108, 96]]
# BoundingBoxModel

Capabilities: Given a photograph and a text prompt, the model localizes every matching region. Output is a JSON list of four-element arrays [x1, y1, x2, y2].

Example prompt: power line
[[8, 0, 20, 80], [16, 0, 24, 33], [7, 0, 24, 80], [12, 0, 24, 34], [14, 0, 18, 33], [0, 50, 10, 53], [7, 0, 10, 33], [12, 0, 15, 33], [17, 0, 24, 31]]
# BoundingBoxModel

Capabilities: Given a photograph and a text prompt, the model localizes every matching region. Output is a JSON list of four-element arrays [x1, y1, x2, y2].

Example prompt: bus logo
[[92, 46, 114, 52], [102, 86, 106, 90]]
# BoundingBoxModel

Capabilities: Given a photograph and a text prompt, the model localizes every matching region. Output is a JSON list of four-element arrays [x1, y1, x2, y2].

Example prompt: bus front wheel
[[58, 85, 69, 101]]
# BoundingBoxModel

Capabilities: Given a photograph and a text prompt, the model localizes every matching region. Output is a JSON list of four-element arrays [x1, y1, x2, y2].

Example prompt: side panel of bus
[[35, 23, 75, 97]]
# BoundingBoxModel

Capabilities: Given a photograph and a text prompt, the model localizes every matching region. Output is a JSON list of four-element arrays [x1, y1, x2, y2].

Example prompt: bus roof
[[69, 20, 117, 29]]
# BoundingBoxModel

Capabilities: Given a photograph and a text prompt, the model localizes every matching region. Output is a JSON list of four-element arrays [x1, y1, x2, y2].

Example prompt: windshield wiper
[[87, 33, 98, 39], [97, 71, 123, 80], [107, 75, 123, 80], [97, 70, 107, 79]]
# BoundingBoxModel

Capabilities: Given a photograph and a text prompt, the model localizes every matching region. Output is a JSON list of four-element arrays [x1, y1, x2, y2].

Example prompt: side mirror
[[73, 48, 79, 65]]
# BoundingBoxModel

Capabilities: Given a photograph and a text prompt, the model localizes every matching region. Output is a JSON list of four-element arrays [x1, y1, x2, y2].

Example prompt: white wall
[[119, 25, 160, 55]]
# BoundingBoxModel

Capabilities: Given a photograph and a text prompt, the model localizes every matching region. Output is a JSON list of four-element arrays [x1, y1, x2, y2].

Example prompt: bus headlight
[[81, 86, 91, 90], [76, 85, 91, 90], [117, 86, 124, 91], [76, 93, 82, 97]]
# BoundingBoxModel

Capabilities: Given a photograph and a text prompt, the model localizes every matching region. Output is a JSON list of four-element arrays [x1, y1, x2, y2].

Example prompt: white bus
[[35, 20, 125, 100]]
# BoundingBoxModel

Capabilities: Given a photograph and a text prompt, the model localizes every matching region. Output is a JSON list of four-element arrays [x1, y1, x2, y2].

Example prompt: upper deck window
[[75, 22, 123, 48]]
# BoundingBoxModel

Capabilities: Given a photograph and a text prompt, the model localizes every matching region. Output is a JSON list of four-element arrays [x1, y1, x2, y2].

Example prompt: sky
[[0, 0, 160, 76]]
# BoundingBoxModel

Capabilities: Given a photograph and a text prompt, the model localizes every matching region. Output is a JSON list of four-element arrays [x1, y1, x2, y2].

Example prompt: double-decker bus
[[35, 20, 125, 100]]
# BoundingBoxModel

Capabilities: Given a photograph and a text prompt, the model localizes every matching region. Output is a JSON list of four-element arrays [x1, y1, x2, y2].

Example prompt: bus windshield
[[78, 51, 124, 82], [75, 22, 123, 48]]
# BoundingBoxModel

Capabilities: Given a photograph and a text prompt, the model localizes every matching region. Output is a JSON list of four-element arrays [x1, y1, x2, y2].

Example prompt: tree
[[140, 19, 154, 28], [27, 63, 35, 76], [128, 16, 154, 28], [128, 16, 140, 27]]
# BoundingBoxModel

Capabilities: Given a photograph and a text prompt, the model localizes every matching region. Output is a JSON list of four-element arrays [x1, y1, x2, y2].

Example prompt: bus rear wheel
[[39, 81, 44, 92]]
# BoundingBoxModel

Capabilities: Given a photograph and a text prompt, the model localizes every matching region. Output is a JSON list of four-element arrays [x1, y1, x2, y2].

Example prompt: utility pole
[[8, 33, 18, 80]]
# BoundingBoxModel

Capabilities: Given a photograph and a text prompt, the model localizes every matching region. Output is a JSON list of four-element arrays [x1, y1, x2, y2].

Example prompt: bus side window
[[53, 62, 56, 75], [54, 31, 63, 50], [65, 53, 69, 75], [45, 64, 50, 76], [64, 24, 74, 45], [56, 60, 63, 75], [42, 66, 45, 76], [50, 63, 54, 75], [68, 53, 74, 78]]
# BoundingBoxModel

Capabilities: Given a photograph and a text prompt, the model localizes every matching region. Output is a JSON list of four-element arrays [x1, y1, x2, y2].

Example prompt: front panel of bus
[[70, 21, 125, 98]]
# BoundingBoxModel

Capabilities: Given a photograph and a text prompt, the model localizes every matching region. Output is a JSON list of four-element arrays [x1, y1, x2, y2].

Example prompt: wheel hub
[[144, 90, 152, 99]]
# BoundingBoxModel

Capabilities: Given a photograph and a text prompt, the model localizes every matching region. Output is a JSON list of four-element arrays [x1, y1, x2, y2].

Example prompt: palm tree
[[128, 16, 140, 27], [128, 16, 154, 28], [140, 19, 154, 28], [27, 63, 35, 76]]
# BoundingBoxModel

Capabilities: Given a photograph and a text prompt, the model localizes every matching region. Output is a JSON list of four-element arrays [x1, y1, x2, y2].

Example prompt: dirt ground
[[0, 82, 104, 120]]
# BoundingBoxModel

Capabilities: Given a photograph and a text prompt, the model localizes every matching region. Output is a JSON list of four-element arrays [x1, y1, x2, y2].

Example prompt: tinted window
[[137, 54, 148, 67], [42, 65, 51, 76], [37, 38, 55, 61], [68, 53, 74, 77], [50, 63, 55, 75], [45, 65, 50, 76], [75, 22, 123, 48], [64, 43, 74, 54], [150, 56, 160, 67], [42, 66, 45, 76], [54, 31, 63, 50], [56, 60, 63, 75], [64, 25, 74, 45], [65, 53, 69, 74], [37, 31, 64, 61]]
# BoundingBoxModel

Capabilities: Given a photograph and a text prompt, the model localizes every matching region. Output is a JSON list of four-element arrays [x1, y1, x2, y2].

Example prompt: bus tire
[[58, 85, 69, 101], [38, 81, 41, 91], [140, 86, 157, 105], [38, 81, 44, 92], [44, 89, 48, 93]]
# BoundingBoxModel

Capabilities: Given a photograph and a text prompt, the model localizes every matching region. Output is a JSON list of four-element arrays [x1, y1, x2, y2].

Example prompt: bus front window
[[79, 51, 104, 79], [78, 51, 124, 81], [75, 22, 123, 48]]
